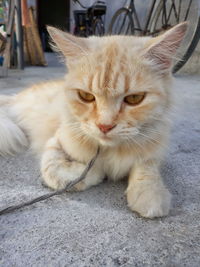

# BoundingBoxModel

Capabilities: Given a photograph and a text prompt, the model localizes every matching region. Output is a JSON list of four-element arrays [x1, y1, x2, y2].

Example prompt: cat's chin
[[97, 136, 118, 147], [98, 139, 116, 147]]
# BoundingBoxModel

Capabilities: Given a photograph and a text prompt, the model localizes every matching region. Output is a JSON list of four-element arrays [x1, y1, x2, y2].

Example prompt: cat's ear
[[144, 22, 188, 72], [47, 26, 89, 60]]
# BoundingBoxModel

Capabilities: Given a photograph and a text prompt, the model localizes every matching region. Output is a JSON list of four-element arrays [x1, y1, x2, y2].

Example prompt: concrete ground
[[0, 53, 200, 267]]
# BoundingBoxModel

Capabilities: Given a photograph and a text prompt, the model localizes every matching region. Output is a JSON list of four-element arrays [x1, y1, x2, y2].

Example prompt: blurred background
[[0, 0, 199, 76]]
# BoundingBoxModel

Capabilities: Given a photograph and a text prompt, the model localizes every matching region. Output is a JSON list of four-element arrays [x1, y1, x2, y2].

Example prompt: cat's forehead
[[89, 35, 150, 53], [77, 37, 152, 95]]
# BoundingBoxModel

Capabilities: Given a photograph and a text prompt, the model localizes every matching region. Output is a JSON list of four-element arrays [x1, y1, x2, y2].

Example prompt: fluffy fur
[[0, 22, 187, 218], [0, 96, 28, 156]]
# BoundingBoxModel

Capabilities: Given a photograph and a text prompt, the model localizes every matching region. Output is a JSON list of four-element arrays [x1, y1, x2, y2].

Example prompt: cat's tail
[[0, 96, 28, 156]]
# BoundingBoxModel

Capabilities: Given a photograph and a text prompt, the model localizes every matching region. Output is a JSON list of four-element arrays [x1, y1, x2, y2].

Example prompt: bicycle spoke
[[170, 0, 179, 23], [162, 0, 167, 26], [178, 0, 181, 22], [168, 4, 175, 24], [184, 0, 193, 21]]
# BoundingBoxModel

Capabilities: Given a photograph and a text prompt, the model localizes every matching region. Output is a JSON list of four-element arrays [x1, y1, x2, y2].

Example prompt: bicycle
[[108, 0, 200, 73], [73, 0, 106, 37]]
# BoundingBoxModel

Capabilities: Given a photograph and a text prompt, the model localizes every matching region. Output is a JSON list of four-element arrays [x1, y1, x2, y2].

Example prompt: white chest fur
[[100, 149, 136, 181]]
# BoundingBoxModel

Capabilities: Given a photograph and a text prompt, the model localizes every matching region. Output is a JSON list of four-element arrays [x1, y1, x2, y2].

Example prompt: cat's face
[[48, 23, 187, 147], [64, 41, 170, 147]]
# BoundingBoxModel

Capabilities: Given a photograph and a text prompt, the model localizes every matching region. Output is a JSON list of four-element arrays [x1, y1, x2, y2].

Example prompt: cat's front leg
[[41, 137, 104, 191], [126, 160, 171, 218]]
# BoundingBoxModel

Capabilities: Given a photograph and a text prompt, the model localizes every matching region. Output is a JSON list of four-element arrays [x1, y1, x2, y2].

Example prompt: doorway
[[37, 0, 70, 51]]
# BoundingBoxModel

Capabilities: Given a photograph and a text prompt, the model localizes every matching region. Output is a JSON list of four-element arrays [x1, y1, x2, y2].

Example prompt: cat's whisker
[[137, 132, 168, 149], [71, 131, 85, 140], [140, 127, 164, 137], [143, 130, 167, 139], [149, 115, 171, 123], [122, 136, 143, 162], [119, 133, 145, 152], [65, 122, 80, 128], [141, 124, 169, 136], [70, 128, 93, 146]]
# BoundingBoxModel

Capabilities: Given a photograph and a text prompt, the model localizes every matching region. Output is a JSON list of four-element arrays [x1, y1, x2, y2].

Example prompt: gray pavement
[[0, 53, 200, 267]]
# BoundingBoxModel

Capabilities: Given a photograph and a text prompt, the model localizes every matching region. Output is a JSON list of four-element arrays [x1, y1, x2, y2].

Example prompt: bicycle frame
[[128, 0, 158, 34]]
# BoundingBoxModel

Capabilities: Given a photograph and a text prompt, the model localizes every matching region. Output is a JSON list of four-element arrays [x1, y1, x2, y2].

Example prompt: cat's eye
[[78, 90, 95, 103], [124, 93, 146, 106]]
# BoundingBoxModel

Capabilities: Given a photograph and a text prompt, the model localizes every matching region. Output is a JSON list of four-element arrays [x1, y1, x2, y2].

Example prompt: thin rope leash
[[0, 147, 100, 216]]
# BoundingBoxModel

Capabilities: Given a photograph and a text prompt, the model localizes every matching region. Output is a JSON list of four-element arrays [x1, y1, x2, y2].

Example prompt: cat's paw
[[41, 162, 87, 191], [41, 161, 104, 191], [126, 180, 171, 218]]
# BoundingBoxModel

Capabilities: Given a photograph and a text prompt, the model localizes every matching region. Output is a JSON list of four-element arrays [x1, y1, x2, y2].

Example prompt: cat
[[0, 22, 187, 218]]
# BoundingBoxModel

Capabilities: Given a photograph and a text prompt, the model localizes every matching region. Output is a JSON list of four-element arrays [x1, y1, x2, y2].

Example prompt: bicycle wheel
[[108, 8, 134, 35], [93, 17, 105, 36], [149, 0, 200, 73]]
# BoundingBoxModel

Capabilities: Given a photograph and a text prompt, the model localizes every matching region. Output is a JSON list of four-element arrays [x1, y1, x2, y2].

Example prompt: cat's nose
[[97, 123, 116, 134]]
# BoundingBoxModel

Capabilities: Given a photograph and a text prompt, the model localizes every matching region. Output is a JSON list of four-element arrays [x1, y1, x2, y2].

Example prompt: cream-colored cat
[[0, 22, 187, 218]]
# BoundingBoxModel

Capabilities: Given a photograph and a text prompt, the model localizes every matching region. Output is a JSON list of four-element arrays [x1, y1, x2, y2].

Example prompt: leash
[[0, 147, 100, 216]]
